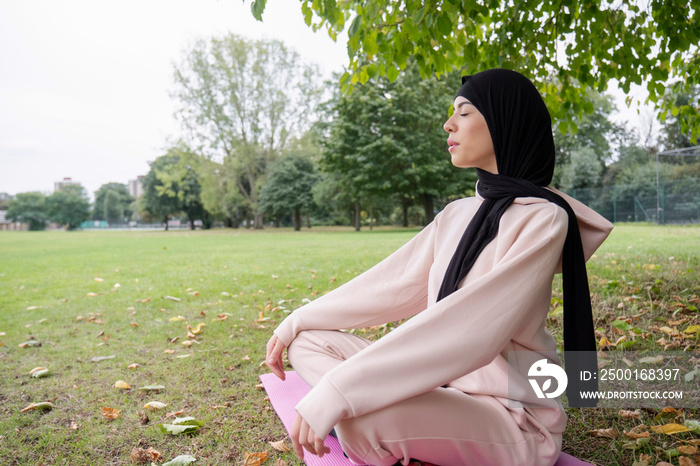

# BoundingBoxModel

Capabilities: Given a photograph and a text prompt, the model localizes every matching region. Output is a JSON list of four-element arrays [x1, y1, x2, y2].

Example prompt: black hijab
[[437, 69, 596, 406]]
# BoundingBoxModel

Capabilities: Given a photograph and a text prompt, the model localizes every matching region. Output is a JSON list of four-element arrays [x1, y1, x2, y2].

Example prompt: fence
[[570, 178, 700, 224]]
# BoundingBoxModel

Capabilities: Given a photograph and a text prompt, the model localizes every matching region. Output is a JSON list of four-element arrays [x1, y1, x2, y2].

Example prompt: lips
[[447, 139, 459, 151]]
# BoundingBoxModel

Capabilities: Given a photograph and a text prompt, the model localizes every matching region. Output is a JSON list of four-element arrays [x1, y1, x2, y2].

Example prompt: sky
[[0, 0, 349, 199], [0, 0, 655, 201]]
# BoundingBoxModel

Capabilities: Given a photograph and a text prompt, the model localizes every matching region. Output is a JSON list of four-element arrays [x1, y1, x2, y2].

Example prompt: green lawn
[[0, 224, 699, 465]]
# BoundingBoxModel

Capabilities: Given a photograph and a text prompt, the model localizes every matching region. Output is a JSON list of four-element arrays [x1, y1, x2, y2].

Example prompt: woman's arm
[[295, 203, 569, 439]]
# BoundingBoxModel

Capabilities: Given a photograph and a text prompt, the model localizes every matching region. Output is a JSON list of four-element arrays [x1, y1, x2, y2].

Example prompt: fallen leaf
[[145, 401, 167, 411], [86, 292, 99, 297], [166, 409, 185, 418], [28, 366, 47, 376], [588, 428, 619, 439], [651, 423, 691, 434], [26, 306, 41, 310], [274, 460, 288, 466], [18, 340, 41, 348], [165, 296, 181, 302], [269, 439, 291, 452], [131, 446, 162, 464], [679, 457, 695, 466], [91, 355, 116, 362], [101, 407, 121, 420], [162, 455, 197, 466], [169, 316, 186, 322], [70, 420, 79, 430], [624, 424, 650, 439], [188, 323, 206, 335], [114, 380, 131, 390], [679, 446, 698, 455], [164, 349, 175, 354], [639, 355, 665, 364], [619, 409, 641, 420], [94, 277, 104, 282], [128, 363, 141, 370], [141, 385, 165, 392], [655, 407, 683, 423], [137, 297, 152, 303], [159, 417, 203, 435], [31, 368, 49, 378], [243, 451, 269, 466], [685, 325, 700, 334], [20, 402, 54, 413]]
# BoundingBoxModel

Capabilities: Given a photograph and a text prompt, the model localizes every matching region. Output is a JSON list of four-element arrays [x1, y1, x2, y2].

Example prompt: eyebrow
[[457, 100, 473, 108]]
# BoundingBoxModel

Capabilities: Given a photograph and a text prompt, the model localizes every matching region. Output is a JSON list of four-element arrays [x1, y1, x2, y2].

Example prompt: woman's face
[[443, 96, 497, 174]]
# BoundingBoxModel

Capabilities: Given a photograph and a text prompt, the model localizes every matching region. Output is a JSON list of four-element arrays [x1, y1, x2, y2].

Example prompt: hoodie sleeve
[[295, 203, 570, 439], [273, 215, 439, 347]]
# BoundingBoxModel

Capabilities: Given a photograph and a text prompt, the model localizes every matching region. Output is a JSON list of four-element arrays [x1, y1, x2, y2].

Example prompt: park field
[[0, 224, 699, 465]]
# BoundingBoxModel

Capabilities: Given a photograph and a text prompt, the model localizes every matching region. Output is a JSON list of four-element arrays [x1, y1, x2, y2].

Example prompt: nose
[[443, 116, 455, 133]]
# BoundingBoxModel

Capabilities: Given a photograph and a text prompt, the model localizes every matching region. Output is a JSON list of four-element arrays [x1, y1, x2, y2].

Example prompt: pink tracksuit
[[274, 187, 613, 466]]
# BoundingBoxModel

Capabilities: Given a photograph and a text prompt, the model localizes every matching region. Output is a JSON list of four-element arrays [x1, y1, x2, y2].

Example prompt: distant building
[[128, 176, 144, 198], [54, 177, 81, 192], [0, 210, 28, 231]]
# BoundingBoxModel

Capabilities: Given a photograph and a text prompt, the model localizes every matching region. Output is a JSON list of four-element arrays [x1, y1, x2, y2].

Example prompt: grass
[[0, 223, 699, 465]]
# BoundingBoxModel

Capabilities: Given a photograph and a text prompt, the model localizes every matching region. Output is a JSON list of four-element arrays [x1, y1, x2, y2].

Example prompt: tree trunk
[[369, 204, 374, 230], [354, 200, 361, 231], [189, 218, 196, 230], [422, 194, 435, 225], [306, 212, 311, 229], [254, 213, 264, 229], [163, 216, 169, 231], [402, 198, 409, 227], [274, 214, 280, 228], [294, 208, 302, 231]]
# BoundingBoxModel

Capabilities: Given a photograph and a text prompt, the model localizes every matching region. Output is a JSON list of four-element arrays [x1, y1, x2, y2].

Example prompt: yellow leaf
[[269, 440, 291, 452], [114, 380, 131, 390], [659, 326, 674, 335], [20, 401, 55, 412], [164, 349, 175, 354], [243, 451, 269, 466], [186, 330, 196, 339], [101, 406, 121, 420], [86, 292, 99, 297], [127, 363, 141, 370], [188, 323, 206, 334], [651, 423, 691, 434], [169, 315, 185, 322], [685, 325, 700, 334], [94, 277, 104, 282], [144, 401, 167, 411], [642, 264, 657, 270], [588, 428, 619, 439]]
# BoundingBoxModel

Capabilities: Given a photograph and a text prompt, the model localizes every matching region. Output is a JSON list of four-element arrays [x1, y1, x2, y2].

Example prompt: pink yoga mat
[[259, 371, 595, 466]]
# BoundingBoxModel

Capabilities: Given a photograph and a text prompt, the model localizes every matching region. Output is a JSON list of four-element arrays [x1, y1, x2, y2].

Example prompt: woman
[[265, 69, 612, 466]]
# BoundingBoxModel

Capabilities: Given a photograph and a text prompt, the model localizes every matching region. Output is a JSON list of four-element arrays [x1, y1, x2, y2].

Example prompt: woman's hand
[[265, 334, 287, 380], [290, 413, 330, 460]]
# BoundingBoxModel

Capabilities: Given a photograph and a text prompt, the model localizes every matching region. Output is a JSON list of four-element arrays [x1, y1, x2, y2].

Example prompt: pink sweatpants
[[287, 329, 561, 466]]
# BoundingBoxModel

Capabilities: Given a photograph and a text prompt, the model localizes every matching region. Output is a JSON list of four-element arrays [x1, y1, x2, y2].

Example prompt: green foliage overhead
[[46, 184, 91, 230], [250, 0, 700, 140], [6, 192, 48, 230]]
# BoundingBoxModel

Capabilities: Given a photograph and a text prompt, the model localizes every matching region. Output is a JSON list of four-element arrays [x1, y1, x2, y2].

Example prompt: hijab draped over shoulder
[[438, 69, 597, 406]]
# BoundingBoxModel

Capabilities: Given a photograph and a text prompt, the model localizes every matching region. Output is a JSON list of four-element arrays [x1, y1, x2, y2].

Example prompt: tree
[[142, 153, 184, 231], [6, 192, 48, 230], [171, 34, 323, 229], [46, 185, 91, 230], [660, 84, 699, 150], [0, 193, 13, 210], [142, 145, 206, 230], [93, 183, 135, 223], [250, 0, 700, 138], [318, 64, 468, 228], [559, 147, 604, 193], [259, 153, 318, 230]]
